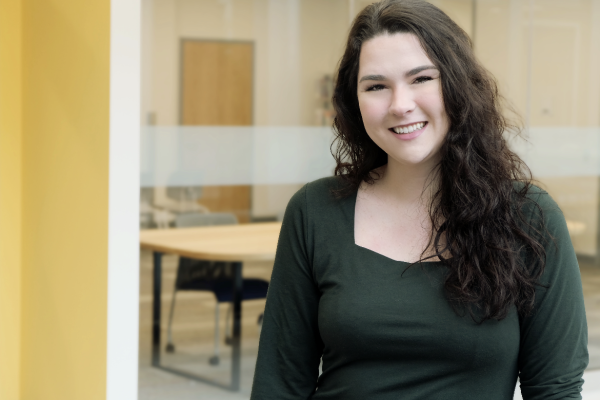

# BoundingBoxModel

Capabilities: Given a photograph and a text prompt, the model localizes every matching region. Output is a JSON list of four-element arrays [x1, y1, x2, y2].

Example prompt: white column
[[107, 0, 141, 398]]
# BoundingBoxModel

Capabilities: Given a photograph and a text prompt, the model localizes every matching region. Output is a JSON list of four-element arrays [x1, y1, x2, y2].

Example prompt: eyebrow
[[358, 65, 438, 83]]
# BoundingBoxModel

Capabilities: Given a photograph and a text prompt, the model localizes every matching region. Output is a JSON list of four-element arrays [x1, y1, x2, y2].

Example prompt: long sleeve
[[518, 191, 589, 399], [250, 185, 323, 399]]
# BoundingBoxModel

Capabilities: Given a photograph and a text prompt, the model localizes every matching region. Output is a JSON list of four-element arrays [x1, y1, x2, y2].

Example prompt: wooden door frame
[[178, 38, 255, 125]]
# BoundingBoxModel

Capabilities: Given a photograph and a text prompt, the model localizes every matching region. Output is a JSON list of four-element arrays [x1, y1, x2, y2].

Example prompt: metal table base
[[151, 251, 243, 391]]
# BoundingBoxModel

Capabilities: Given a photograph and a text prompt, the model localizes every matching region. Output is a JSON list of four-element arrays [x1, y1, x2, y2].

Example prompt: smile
[[390, 122, 427, 134]]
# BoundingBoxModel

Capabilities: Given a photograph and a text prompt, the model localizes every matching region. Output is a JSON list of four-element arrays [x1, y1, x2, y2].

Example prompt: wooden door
[[181, 40, 253, 222]]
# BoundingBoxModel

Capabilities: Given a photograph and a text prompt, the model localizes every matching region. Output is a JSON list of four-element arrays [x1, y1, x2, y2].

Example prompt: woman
[[250, 0, 588, 399]]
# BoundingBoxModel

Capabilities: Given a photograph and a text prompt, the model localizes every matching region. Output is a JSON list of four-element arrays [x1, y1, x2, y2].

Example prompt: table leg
[[149, 254, 243, 392], [152, 251, 163, 366], [231, 261, 243, 391]]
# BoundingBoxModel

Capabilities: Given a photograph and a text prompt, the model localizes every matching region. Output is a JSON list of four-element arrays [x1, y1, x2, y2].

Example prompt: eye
[[414, 76, 433, 84], [366, 84, 386, 92]]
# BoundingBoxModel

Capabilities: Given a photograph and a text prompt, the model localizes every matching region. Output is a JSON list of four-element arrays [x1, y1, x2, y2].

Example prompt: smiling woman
[[250, 1, 588, 399], [353, 32, 450, 264]]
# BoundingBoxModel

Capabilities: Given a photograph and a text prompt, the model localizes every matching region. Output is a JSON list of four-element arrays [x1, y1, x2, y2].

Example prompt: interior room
[[138, 0, 600, 398]]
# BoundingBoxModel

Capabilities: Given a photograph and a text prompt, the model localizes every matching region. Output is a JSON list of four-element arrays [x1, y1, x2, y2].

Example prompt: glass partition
[[139, 1, 365, 397], [473, 0, 600, 372], [139, 0, 600, 398]]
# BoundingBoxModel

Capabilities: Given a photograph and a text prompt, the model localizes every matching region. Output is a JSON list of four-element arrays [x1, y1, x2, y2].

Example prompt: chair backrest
[[174, 212, 238, 289], [176, 258, 233, 289], [175, 212, 238, 228]]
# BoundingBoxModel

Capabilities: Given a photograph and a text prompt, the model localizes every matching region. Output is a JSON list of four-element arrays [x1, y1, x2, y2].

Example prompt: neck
[[375, 158, 439, 205]]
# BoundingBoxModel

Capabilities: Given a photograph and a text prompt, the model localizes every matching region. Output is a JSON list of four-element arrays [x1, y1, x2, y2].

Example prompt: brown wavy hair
[[332, 0, 547, 321]]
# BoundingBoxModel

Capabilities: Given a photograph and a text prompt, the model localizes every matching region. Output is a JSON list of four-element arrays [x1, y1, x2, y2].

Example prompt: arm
[[250, 185, 323, 399], [518, 192, 589, 400]]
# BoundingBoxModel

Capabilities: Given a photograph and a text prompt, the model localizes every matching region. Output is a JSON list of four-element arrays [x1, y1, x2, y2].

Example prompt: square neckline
[[348, 187, 444, 265]]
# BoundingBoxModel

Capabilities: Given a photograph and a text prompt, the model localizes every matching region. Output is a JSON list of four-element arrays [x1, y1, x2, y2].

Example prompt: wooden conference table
[[140, 222, 281, 391]]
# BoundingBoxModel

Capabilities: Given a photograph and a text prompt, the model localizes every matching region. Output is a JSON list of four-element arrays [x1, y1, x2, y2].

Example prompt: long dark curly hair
[[332, 0, 547, 321]]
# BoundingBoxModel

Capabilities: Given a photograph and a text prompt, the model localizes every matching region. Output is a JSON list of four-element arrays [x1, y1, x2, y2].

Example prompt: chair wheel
[[165, 343, 175, 353], [225, 336, 233, 346], [209, 355, 220, 366]]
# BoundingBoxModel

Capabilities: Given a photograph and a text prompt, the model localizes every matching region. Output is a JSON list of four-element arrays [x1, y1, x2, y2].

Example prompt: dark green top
[[250, 177, 588, 400]]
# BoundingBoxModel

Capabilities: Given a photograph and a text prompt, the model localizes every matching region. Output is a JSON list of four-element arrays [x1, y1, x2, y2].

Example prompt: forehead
[[358, 32, 433, 75]]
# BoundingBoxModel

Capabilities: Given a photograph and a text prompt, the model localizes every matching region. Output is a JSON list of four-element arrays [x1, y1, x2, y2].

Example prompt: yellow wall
[[0, 0, 22, 398], [0, 0, 112, 399], [1, 0, 113, 396]]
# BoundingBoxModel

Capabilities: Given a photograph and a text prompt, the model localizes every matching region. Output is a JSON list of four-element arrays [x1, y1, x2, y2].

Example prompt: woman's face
[[357, 32, 449, 169]]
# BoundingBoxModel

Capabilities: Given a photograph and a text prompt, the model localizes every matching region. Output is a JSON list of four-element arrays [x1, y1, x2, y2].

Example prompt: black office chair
[[165, 212, 269, 366]]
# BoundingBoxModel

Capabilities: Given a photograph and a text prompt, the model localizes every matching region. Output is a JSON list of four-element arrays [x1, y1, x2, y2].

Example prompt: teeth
[[392, 122, 424, 134]]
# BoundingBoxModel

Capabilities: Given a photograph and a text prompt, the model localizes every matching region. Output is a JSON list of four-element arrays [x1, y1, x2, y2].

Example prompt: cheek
[[358, 97, 388, 125], [419, 90, 446, 121], [417, 91, 449, 141], [420, 88, 448, 123]]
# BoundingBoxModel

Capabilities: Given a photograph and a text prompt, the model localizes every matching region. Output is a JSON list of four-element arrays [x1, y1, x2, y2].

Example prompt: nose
[[389, 87, 416, 116]]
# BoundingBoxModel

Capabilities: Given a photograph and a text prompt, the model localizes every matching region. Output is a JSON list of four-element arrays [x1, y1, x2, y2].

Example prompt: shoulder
[[281, 177, 352, 255], [306, 175, 348, 194], [284, 176, 355, 240], [288, 176, 351, 210], [514, 183, 574, 267], [514, 182, 563, 227]]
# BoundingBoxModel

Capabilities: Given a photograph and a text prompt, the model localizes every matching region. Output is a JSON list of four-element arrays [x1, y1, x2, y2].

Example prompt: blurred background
[[138, 0, 600, 398]]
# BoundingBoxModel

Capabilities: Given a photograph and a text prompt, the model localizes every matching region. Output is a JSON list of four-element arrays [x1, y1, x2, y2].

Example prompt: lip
[[389, 122, 428, 141]]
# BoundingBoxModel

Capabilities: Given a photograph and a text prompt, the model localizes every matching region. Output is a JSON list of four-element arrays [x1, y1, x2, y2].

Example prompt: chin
[[392, 154, 434, 166]]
